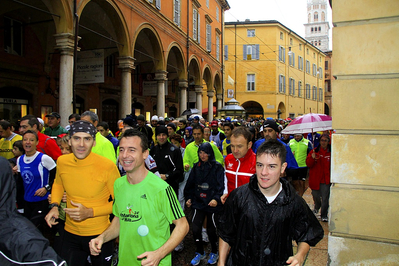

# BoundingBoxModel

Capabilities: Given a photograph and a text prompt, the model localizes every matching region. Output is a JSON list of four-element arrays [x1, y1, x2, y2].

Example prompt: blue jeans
[[311, 183, 331, 219]]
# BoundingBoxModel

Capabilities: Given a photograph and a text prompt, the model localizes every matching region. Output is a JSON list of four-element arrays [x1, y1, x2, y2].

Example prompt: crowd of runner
[[0, 112, 331, 266]]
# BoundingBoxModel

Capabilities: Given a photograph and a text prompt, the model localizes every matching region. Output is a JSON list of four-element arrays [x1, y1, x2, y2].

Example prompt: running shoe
[[191, 252, 206, 265], [207, 252, 219, 265]]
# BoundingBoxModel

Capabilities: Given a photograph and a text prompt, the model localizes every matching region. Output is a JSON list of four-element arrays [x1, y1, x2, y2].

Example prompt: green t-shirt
[[113, 172, 185, 266]]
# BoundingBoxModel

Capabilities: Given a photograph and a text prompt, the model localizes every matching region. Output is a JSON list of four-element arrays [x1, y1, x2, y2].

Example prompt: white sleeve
[[223, 168, 228, 194], [41, 154, 57, 170], [16, 157, 21, 172]]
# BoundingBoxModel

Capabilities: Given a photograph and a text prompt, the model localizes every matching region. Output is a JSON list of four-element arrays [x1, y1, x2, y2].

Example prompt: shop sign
[[0, 98, 28, 104]]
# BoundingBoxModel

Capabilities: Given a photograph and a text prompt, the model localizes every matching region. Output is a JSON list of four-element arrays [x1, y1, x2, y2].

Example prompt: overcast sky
[[224, 0, 333, 45]]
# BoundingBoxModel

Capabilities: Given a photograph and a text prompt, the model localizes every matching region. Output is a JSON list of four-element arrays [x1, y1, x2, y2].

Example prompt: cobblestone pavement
[[172, 186, 329, 266]]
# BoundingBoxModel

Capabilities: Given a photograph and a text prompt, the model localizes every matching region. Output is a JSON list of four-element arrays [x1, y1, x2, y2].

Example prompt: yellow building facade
[[222, 20, 325, 119], [329, 0, 399, 264]]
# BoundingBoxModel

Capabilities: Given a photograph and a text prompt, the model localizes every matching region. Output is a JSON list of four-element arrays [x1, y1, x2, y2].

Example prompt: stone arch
[[242, 101, 264, 118], [202, 65, 213, 92], [188, 55, 201, 85], [277, 102, 286, 119], [165, 42, 186, 80], [213, 71, 222, 95], [133, 23, 165, 72], [79, 0, 131, 56]]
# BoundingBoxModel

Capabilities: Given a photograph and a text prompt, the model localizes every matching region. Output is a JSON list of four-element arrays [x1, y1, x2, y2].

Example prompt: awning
[[202, 106, 217, 114]]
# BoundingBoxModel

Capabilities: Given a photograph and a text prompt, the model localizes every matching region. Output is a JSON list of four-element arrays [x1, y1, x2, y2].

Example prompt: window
[[312, 64, 317, 76], [279, 45, 286, 62], [289, 78, 295, 95], [315, 27, 317, 32], [247, 29, 255, 37], [174, 0, 180, 26], [313, 52, 316, 58], [206, 23, 212, 52], [307, 48, 309, 55], [216, 7, 219, 22], [306, 60, 310, 74], [299, 44, 302, 50], [311, 27, 314, 33], [319, 88, 323, 101], [106, 54, 115, 78], [279, 75, 286, 93], [216, 34, 220, 61], [290, 38, 293, 45], [298, 81, 302, 97], [312, 86, 317, 100], [325, 60, 328, 70], [306, 84, 311, 99], [156, 0, 161, 9], [206, 0, 209, 8], [280, 32, 283, 40], [193, 8, 199, 42], [243, 44, 259, 60], [224, 45, 228, 61], [298, 56, 304, 70], [247, 74, 255, 91], [314, 12, 318, 22], [4, 17, 23, 56], [318, 26, 321, 31], [289, 51, 295, 67], [319, 67, 323, 79]]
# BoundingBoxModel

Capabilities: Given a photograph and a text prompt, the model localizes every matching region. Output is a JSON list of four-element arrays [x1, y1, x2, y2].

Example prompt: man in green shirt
[[44, 112, 68, 137], [89, 129, 188, 266]]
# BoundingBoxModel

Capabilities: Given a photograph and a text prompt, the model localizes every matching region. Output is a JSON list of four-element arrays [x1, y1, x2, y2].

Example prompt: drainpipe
[[72, 0, 79, 113], [186, 0, 190, 110]]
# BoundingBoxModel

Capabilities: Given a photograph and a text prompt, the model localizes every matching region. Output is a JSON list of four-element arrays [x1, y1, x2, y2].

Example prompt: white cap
[[159, 116, 164, 121], [37, 117, 44, 126], [151, 115, 159, 121]]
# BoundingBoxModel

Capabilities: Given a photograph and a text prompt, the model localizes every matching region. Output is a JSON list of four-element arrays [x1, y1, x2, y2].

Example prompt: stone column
[[195, 85, 203, 116], [216, 93, 223, 117], [54, 33, 75, 126], [118, 56, 135, 117], [155, 70, 168, 118], [179, 80, 188, 116], [207, 91, 214, 121]]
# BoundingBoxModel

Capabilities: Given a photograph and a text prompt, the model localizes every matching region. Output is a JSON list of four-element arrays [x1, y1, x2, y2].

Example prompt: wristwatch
[[48, 203, 59, 209], [165, 174, 169, 179], [45, 184, 51, 191]]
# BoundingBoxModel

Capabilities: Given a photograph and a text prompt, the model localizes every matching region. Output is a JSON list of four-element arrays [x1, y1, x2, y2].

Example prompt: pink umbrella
[[281, 113, 332, 134]]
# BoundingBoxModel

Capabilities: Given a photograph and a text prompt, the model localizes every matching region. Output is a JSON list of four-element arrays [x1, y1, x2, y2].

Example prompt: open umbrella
[[181, 108, 200, 116], [281, 113, 332, 134]]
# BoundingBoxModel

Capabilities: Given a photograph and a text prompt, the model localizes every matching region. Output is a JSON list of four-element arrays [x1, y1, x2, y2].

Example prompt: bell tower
[[304, 0, 330, 51]]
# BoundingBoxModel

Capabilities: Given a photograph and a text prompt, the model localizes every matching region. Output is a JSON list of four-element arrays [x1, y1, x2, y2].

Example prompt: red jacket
[[224, 149, 256, 195], [306, 146, 331, 190], [37, 132, 62, 161]]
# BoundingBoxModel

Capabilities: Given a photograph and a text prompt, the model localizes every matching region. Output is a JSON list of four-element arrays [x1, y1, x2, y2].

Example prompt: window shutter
[[193, 9, 197, 41], [243, 45, 247, 60], [156, 0, 161, 9], [255, 44, 259, 60], [224, 45, 228, 60], [198, 15, 200, 44]]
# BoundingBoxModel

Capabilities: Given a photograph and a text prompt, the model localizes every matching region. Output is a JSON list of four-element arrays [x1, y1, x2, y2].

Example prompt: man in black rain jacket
[[217, 139, 323, 266], [0, 157, 66, 266]]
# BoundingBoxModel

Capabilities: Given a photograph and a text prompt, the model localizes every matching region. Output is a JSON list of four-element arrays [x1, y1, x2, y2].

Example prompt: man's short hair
[[179, 119, 186, 125], [223, 122, 234, 130], [192, 124, 204, 133], [167, 123, 176, 132], [169, 133, 183, 143], [81, 111, 99, 123], [231, 127, 252, 143], [0, 120, 11, 130], [20, 115, 40, 129], [98, 121, 109, 130], [69, 113, 81, 121], [120, 129, 148, 152], [256, 139, 286, 164]]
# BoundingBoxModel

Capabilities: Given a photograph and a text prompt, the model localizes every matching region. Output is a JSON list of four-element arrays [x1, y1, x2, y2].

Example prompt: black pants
[[191, 209, 218, 254], [24, 200, 48, 229], [62, 231, 114, 266]]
